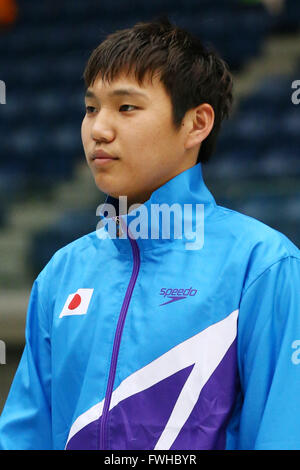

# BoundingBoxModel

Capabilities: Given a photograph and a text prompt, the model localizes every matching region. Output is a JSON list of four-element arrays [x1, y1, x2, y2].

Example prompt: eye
[[85, 106, 96, 114], [119, 104, 137, 112]]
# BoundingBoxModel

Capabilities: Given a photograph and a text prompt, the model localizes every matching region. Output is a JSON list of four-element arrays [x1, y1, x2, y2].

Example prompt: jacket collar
[[97, 163, 216, 253]]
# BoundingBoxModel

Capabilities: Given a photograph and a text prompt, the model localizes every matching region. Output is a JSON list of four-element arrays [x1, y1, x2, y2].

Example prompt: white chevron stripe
[[154, 309, 238, 449], [66, 309, 239, 448], [65, 401, 104, 446]]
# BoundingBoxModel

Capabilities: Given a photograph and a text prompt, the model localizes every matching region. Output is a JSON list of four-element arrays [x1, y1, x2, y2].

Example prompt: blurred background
[[0, 0, 300, 413]]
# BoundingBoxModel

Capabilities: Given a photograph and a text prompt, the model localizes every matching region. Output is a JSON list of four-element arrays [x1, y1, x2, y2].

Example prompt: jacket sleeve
[[0, 274, 52, 450], [237, 255, 300, 450]]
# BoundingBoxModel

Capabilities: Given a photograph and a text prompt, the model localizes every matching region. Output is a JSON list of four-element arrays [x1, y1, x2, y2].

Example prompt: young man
[[0, 17, 300, 451]]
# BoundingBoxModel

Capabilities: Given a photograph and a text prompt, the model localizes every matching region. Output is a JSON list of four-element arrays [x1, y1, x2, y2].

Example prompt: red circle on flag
[[68, 294, 81, 310]]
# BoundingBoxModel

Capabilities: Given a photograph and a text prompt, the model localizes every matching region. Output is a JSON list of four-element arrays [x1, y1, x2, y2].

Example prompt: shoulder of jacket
[[215, 204, 299, 256], [37, 229, 100, 281], [214, 204, 300, 289]]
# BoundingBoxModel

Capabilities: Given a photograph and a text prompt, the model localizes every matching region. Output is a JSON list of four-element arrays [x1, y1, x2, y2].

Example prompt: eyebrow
[[85, 88, 149, 100]]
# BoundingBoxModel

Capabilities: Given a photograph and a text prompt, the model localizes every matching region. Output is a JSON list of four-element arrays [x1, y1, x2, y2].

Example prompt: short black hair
[[83, 16, 234, 163]]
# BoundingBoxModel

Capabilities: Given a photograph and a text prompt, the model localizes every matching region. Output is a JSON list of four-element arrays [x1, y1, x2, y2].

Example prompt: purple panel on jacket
[[108, 365, 194, 450], [66, 364, 194, 450], [66, 341, 238, 450], [171, 340, 238, 450], [66, 418, 100, 450]]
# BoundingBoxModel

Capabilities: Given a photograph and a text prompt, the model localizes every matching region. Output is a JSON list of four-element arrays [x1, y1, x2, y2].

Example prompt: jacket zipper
[[99, 217, 140, 450]]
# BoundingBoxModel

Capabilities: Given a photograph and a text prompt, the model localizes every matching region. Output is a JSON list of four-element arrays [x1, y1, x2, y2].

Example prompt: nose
[[91, 109, 115, 143]]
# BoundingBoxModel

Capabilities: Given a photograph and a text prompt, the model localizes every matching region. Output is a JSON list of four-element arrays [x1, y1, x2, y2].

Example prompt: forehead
[[86, 71, 168, 101]]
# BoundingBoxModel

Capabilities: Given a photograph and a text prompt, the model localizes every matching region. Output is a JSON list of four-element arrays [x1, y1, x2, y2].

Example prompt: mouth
[[91, 149, 119, 166]]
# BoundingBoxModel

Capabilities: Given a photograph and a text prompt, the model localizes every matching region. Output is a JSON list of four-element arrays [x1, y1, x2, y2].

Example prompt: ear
[[184, 103, 215, 151]]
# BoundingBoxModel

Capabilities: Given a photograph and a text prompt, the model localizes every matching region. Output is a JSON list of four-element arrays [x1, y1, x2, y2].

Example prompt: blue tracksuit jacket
[[0, 162, 300, 450]]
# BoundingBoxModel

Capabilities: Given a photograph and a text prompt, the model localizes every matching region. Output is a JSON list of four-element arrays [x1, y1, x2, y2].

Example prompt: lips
[[92, 149, 118, 161]]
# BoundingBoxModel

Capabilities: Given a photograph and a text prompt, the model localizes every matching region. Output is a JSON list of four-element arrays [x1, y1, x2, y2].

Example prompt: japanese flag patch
[[59, 288, 94, 318]]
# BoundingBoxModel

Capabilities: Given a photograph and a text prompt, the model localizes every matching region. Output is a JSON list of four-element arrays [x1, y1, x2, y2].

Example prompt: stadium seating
[[0, 0, 299, 278], [272, 0, 300, 33], [0, 0, 277, 185]]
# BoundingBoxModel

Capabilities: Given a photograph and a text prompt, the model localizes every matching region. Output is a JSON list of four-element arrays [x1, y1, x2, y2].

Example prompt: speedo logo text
[[159, 287, 198, 306]]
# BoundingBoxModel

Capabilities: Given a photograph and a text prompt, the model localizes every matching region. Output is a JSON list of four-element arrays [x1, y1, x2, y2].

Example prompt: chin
[[93, 176, 124, 199]]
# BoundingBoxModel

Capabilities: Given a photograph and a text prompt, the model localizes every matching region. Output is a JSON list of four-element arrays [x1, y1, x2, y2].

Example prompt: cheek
[[81, 118, 89, 149], [132, 116, 171, 151]]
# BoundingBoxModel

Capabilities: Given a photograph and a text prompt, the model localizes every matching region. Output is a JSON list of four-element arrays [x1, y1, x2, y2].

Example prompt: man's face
[[81, 71, 197, 207]]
